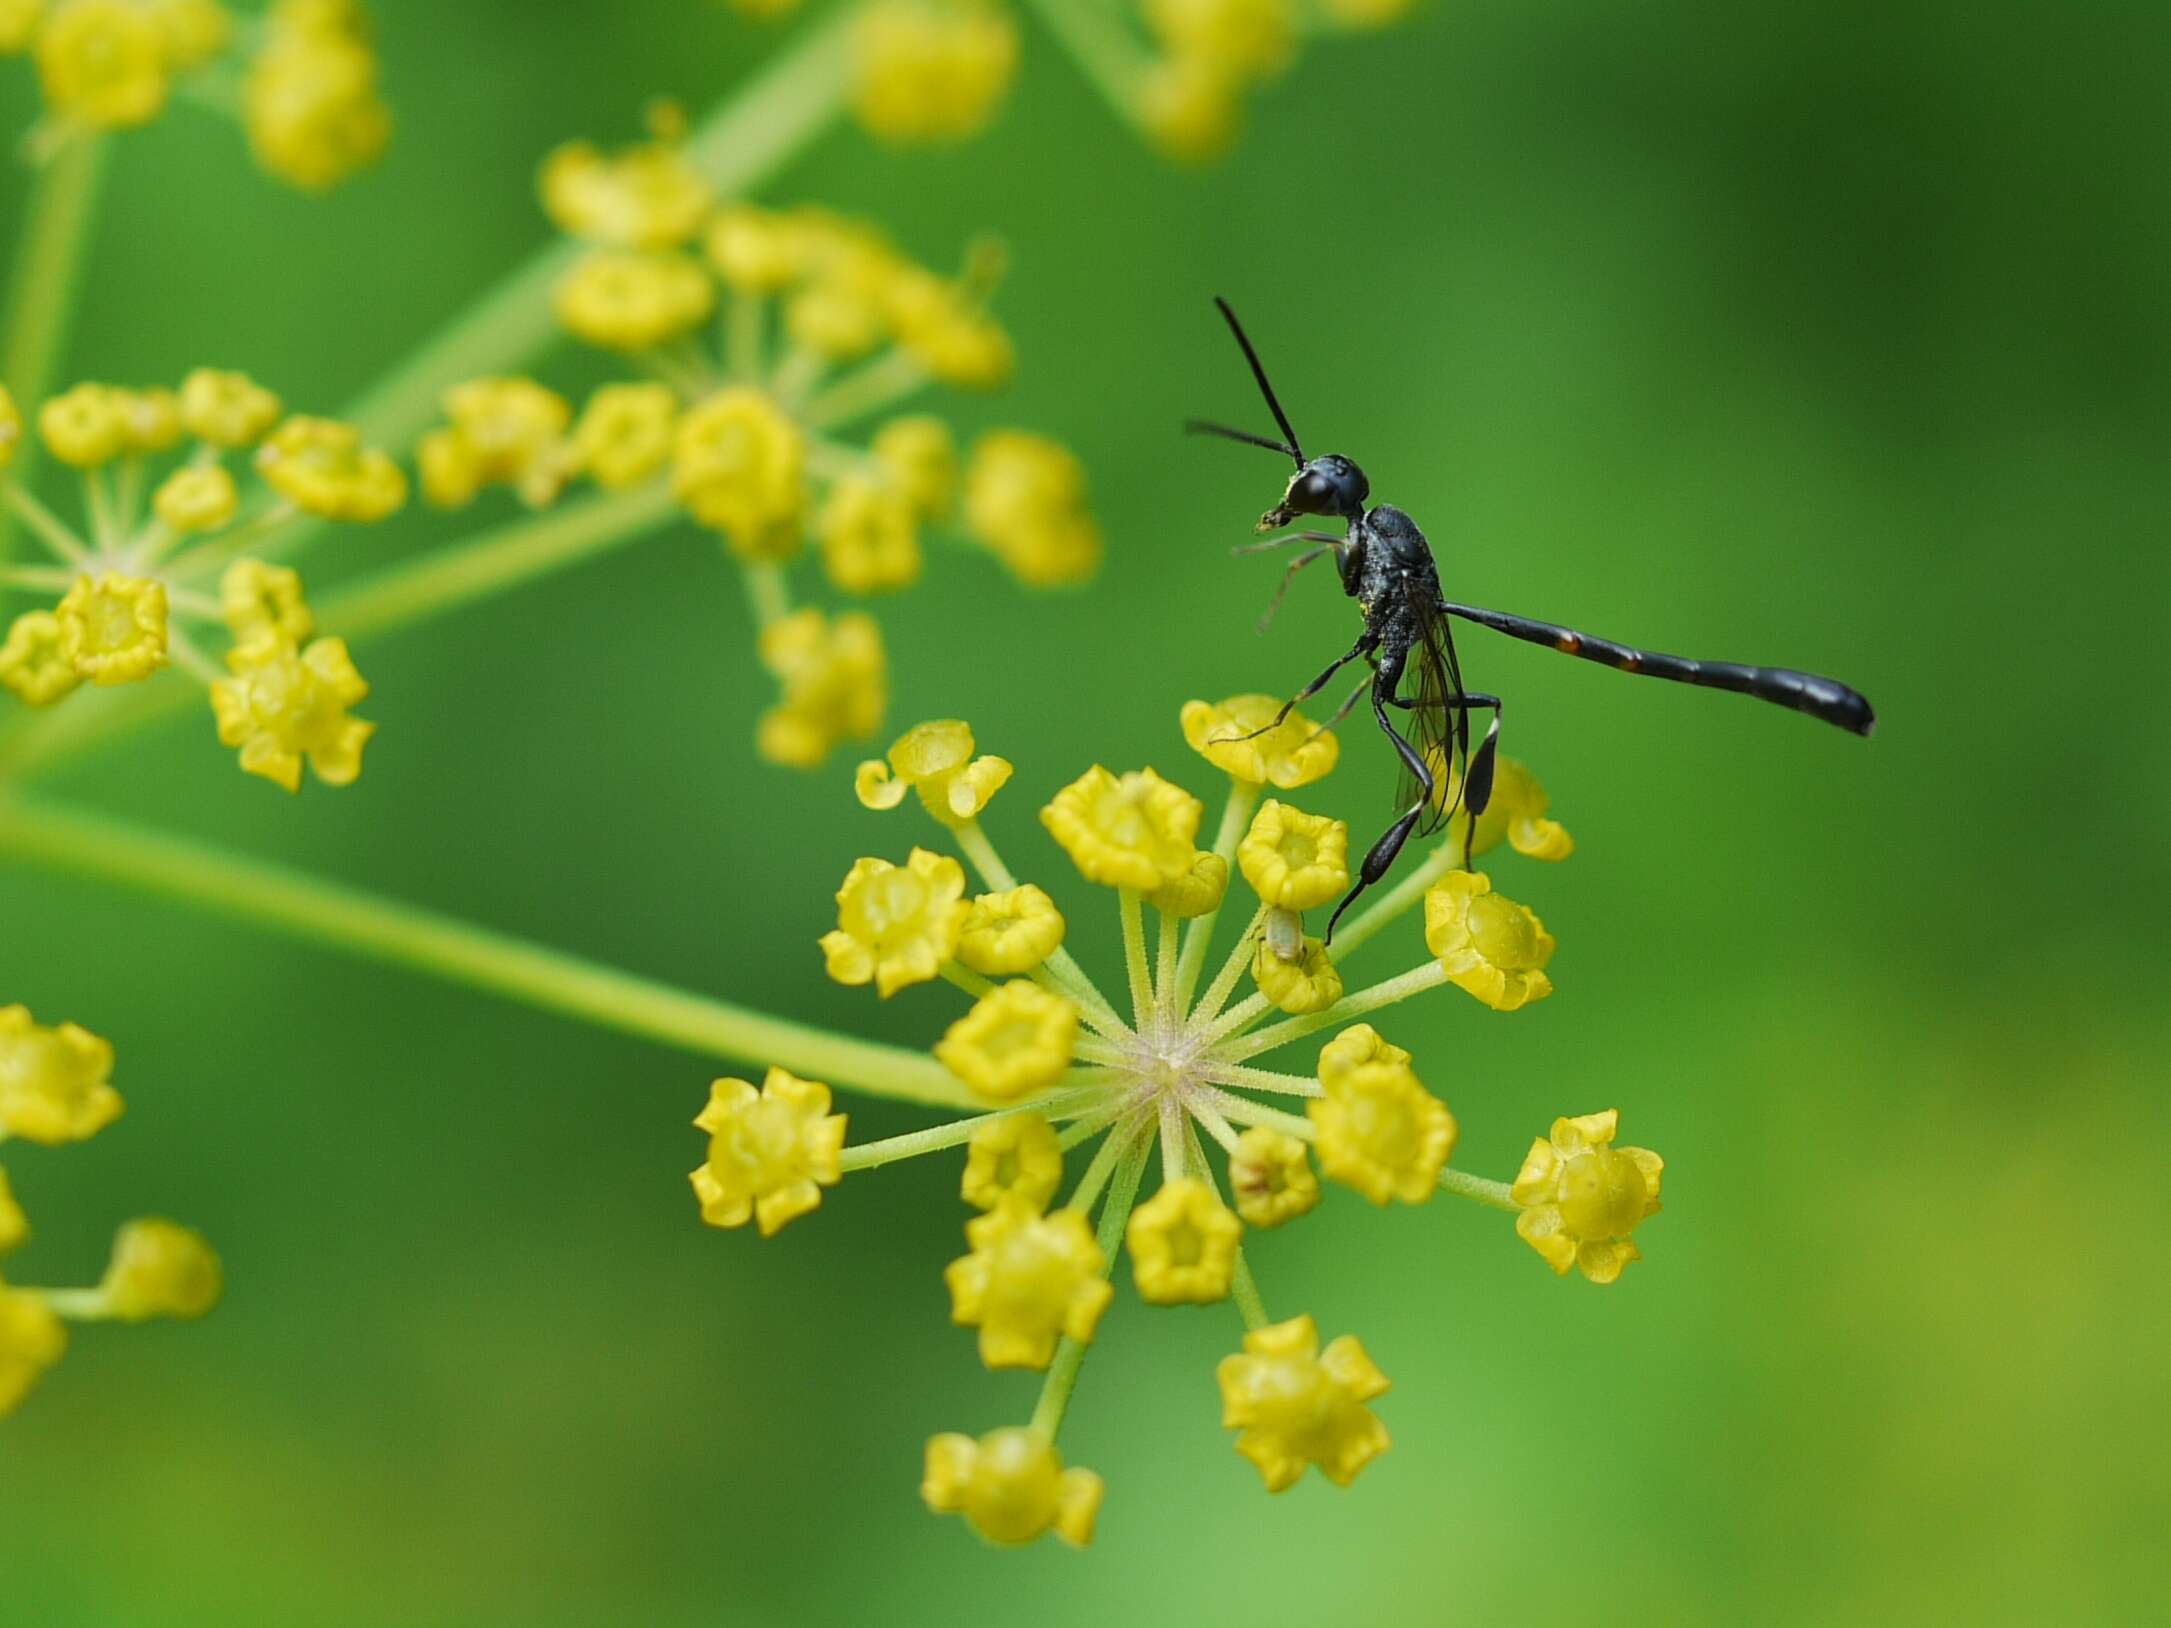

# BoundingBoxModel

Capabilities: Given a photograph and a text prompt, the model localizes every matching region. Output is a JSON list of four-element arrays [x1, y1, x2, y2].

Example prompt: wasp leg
[[1216, 631, 1378, 744], [1253, 542, 1340, 634], [1324, 673, 1442, 942], [1387, 691, 1503, 816]]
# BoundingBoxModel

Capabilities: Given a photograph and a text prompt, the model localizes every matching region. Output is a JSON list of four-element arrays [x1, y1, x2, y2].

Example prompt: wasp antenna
[[1183, 418, 1300, 458], [1212, 296, 1305, 465]]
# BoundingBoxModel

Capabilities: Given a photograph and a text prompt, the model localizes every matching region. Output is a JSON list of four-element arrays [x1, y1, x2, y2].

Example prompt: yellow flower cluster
[[3, 0, 387, 189], [406, 115, 1103, 767], [678, 710, 1660, 1540], [0, 1007, 220, 1418], [0, 372, 397, 791], [852, 0, 1018, 146]]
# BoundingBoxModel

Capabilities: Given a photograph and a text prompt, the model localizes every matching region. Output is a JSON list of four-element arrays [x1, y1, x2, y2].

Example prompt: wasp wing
[[1396, 598, 1470, 838]]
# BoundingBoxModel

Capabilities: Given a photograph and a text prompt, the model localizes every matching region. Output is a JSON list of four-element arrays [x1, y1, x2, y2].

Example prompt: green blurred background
[[4, 1, 2167, 1621]]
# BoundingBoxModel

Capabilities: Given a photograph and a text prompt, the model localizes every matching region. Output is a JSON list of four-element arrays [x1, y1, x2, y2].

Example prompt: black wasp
[[1188, 298, 1875, 941]]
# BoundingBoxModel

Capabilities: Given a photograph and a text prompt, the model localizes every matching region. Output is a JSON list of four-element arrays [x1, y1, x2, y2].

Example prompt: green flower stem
[[1032, 1129, 1149, 1443], [0, 791, 984, 1110], [799, 346, 927, 432], [1154, 905, 1179, 1010], [1193, 902, 1266, 1028], [1196, 1086, 1314, 1142], [726, 290, 766, 383], [1202, 1061, 1320, 1098], [1224, 960, 1450, 1062], [1119, 888, 1152, 1024], [838, 1085, 1105, 1173], [1173, 780, 1258, 1007], [0, 132, 109, 570], [1328, 825, 1466, 964], [0, 564, 74, 592], [1200, 988, 1268, 1045], [32, 1287, 110, 1320], [5, 485, 91, 564], [1157, 1093, 1186, 1182], [0, 483, 682, 779], [1021, 0, 1153, 141], [741, 558, 792, 631], [1438, 1167, 1521, 1212], [1066, 1110, 1144, 1214], [939, 960, 998, 1000], [1057, 1105, 1124, 1151], [1230, 1249, 1270, 1332]]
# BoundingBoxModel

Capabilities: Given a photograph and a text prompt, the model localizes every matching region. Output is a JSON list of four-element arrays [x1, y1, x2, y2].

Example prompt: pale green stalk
[[1193, 902, 1266, 1026], [1196, 1088, 1314, 1142], [0, 793, 983, 1110], [1031, 1129, 1149, 1442], [1173, 781, 1258, 1005], [1119, 889, 1152, 1024], [1223, 960, 1451, 1061], [1020, 0, 1154, 140], [1438, 1168, 1520, 1212], [1230, 1250, 1270, 1331], [6, 486, 89, 564], [838, 1086, 1105, 1172]]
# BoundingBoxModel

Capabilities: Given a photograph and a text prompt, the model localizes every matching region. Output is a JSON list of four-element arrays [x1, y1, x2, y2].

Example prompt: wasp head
[[1258, 454, 1369, 532]]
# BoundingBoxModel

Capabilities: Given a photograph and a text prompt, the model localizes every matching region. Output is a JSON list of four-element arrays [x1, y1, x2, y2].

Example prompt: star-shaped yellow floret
[[209, 634, 374, 792], [963, 430, 1100, 586], [255, 416, 407, 520], [955, 885, 1065, 976], [37, 382, 126, 467], [154, 465, 239, 533], [944, 1198, 1112, 1369], [1510, 1109, 1664, 1284], [1126, 1177, 1242, 1304], [960, 1112, 1064, 1213], [56, 573, 167, 686], [0, 1006, 122, 1146], [1180, 693, 1340, 788], [921, 1426, 1103, 1547], [1227, 1127, 1320, 1229], [872, 415, 957, 519], [220, 558, 315, 645], [34, 2, 167, 130], [1238, 799, 1350, 910], [555, 249, 716, 352], [1308, 1055, 1457, 1206], [97, 1219, 223, 1321], [179, 368, 283, 448], [1423, 870, 1555, 1011], [1040, 765, 1202, 891], [852, 0, 1020, 146], [1217, 1314, 1391, 1492], [0, 1282, 67, 1418], [688, 1068, 848, 1238], [421, 376, 575, 509], [819, 474, 923, 595], [819, 848, 969, 997], [854, 718, 1012, 824], [755, 609, 886, 769], [1149, 849, 1230, 918], [573, 382, 677, 489], [539, 130, 713, 250], [242, 10, 392, 191], [671, 386, 806, 560], [1252, 935, 1342, 1015], [0, 611, 82, 707], [935, 981, 1078, 1102]]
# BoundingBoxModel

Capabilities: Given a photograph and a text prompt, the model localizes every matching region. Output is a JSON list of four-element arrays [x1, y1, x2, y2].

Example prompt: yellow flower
[[255, 416, 406, 520], [0, 0, 43, 54], [819, 848, 969, 997], [1316, 1022, 1410, 1089], [1423, 871, 1556, 1011], [1510, 1109, 1664, 1284], [428, 377, 575, 508], [818, 474, 922, 594], [1308, 1057, 1457, 1205], [963, 430, 1101, 586], [755, 608, 885, 768], [853, 718, 1012, 823], [0, 1006, 122, 1146], [0, 1283, 66, 1417], [38, 382, 126, 467], [871, 414, 956, 519], [539, 132, 712, 250], [179, 368, 282, 447], [572, 381, 676, 489], [1431, 752, 1574, 862], [1126, 1176, 1241, 1304], [1216, 1314, 1390, 1491], [944, 1198, 1112, 1368], [219, 558, 314, 645], [889, 265, 1015, 388], [97, 1218, 222, 1320], [959, 1112, 1063, 1212], [1251, 935, 1342, 1015], [1180, 693, 1340, 788], [1139, 55, 1239, 163], [1227, 1127, 1319, 1228], [555, 249, 716, 351], [209, 634, 374, 792], [1040, 765, 1202, 891], [36, 0, 168, 129], [935, 981, 1078, 1102], [955, 885, 1065, 976], [115, 386, 181, 453], [152, 465, 239, 533], [921, 1427, 1103, 1547], [145, 0, 230, 70], [244, 22, 391, 191], [852, 0, 1019, 145], [704, 203, 811, 295], [1237, 799, 1350, 910], [672, 386, 806, 560], [0, 1170, 23, 1257], [688, 1068, 848, 1237], [1143, 0, 1295, 80], [1148, 849, 1229, 918], [56, 573, 167, 686], [0, 611, 81, 706], [0, 382, 19, 469]]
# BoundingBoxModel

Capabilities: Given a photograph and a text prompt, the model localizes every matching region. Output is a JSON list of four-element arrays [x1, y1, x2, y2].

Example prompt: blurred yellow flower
[[963, 430, 1101, 586], [817, 474, 922, 594], [0, 1284, 66, 1417], [255, 416, 406, 521], [153, 465, 239, 533], [1217, 1314, 1390, 1491], [944, 1198, 1111, 1369], [819, 848, 970, 997], [1126, 1176, 1240, 1303], [672, 386, 806, 560], [960, 1111, 1063, 1212], [572, 382, 678, 489], [921, 1427, 1102, 1547], [0, 1006, 121, 1146], [56, 573, 167, 686], [852, 0, 1019, 145], [0, 610, 83, 706], [755, 608, 886, 768], [1309, 1056, 1456, 1205], [97, 1218, 222, 1320], [209, 634, 374, 792], [179, 368, 282, 448]]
